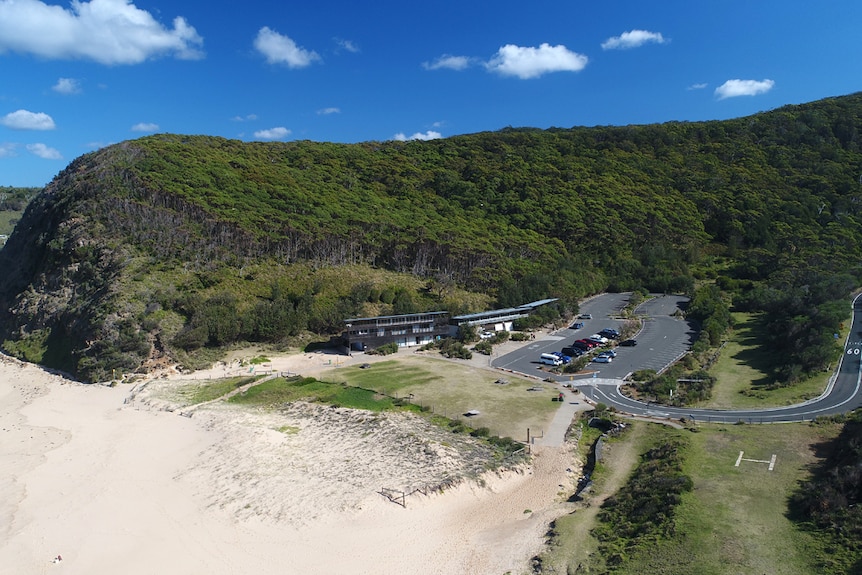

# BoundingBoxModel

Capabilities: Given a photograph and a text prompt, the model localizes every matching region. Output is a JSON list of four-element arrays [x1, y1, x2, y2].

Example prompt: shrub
[[439, 338, 472, 359], [489, 330, 510, 344], [367, 342, 399, 355], [473, 340, 492, 355]]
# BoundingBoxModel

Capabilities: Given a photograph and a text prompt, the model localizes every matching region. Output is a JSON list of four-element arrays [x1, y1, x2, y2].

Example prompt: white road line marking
[[735, 451, 744, 467]]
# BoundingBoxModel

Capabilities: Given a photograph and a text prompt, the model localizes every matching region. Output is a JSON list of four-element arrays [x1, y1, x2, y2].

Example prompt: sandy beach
[[0, 346, 584, 575]]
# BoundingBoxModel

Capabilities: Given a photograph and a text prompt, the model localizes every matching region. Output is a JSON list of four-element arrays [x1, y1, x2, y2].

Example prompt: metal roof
[[518, 298, 559, 309], [450, 307, 527, 321], [344, 311, 449, 323]]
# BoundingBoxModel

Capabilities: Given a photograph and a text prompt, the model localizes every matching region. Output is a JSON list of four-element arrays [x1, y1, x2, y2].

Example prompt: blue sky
[[1, 0, 861, 187]]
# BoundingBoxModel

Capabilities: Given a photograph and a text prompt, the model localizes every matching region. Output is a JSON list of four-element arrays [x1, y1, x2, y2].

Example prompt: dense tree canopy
[[1, 92, 862, 380]]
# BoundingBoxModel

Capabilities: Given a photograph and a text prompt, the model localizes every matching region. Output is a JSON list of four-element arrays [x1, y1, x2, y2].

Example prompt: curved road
[[494, 292, 862, 424]]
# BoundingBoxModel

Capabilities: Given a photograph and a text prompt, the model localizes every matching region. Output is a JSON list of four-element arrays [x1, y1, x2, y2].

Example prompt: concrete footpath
[[532, 386, 591, 447]]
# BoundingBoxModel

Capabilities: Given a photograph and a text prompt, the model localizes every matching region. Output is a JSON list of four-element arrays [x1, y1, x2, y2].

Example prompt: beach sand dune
[[0, 352, 581, 574]]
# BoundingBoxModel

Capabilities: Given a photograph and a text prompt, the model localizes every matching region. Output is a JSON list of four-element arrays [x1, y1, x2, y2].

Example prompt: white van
[[540, 353, 563, 366]]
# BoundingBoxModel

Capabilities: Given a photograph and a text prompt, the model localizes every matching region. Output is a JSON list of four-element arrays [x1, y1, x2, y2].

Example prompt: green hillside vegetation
[[0, 186, 37, 238], [1, 93, 862, 382]]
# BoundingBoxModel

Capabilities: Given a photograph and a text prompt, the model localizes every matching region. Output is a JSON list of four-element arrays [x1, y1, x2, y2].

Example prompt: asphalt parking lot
[[491, 293, 696, 382]]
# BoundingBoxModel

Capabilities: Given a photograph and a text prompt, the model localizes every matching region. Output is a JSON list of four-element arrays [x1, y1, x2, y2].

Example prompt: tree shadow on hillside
[[730, 313, 777, 389]]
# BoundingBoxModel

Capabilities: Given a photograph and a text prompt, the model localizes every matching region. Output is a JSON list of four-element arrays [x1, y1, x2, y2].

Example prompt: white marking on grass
[[735, 451, 777, 471]]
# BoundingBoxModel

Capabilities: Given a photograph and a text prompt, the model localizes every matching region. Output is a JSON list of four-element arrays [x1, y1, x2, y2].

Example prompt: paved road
[[495, 292, 862, 424]]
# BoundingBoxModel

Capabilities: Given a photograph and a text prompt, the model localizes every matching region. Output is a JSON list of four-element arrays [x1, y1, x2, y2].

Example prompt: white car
[[592, 355, 612, 363], [588, 334, 609, 344]]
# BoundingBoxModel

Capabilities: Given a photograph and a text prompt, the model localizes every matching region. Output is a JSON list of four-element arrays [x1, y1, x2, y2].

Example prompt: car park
[[619, 339, 638, 346], [592, 355, 612, 363]]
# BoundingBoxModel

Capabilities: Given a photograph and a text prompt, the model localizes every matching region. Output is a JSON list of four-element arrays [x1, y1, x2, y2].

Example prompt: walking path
[[532, 387, 588, 447]]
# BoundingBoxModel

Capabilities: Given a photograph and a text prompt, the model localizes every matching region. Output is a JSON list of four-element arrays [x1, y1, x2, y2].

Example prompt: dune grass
[[174, 375, 262, 405]]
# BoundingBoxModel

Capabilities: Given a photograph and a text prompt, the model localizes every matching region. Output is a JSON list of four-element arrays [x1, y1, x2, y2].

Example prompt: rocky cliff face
[[0, 149, 137, 380]]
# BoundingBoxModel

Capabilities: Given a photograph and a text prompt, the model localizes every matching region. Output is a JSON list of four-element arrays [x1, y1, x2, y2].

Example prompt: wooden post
[[527, 428, 531, 444]]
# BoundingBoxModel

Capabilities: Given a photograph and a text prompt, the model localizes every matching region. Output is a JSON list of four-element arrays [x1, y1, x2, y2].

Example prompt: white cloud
[[0, 142, 18, 157], [0, 0, 204, 65], [335, 38, 359, 53], [687, 83, 708, 91], [486, 43, 588, 79], [601, 30, 667, 50], [231, 114, 258, 122], [254, 27, 320, 68], [393, 130, 442, 141], [254, 126, 291, 140], [131, 122, 159, 132], [715, 79, 775, 99], [26, 142, 62, 159], [1, 109, 56, 130], [423, 54, 472, 71], [317, 107, 341, 115], [52, 77, 81, 94]]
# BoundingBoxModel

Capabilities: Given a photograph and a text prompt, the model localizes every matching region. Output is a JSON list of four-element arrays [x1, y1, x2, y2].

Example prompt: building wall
[[344, 313, 450, 351]]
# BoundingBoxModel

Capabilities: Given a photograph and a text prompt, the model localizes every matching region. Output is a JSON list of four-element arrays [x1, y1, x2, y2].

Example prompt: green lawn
[[702, 312, 834, 409], [575, 421, 841, 575], [543, 422, 840, 575], [319, 354, 563, 441]]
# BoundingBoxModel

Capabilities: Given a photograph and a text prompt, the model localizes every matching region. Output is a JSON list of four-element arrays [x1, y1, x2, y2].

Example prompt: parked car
[[598, 328, 620, 339], [598, 349, 617, 358], [588, 334, 609, 344], [570, 321, 585, 329], [479, 330, 495, 339], [551, 351, 572, 364], [562, 346, 584, 357], [619, 339, 638, 347], [578, 313, 593, 319], [575, 339, 600, 350], [592, 355, 612, 363]]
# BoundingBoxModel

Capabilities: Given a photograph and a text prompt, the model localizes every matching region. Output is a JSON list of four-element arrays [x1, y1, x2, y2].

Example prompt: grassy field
[[318, 354, 563, 442], [554, 420, 842, 575], [227, 375, 411, 412], [701, 312, 836, 409]]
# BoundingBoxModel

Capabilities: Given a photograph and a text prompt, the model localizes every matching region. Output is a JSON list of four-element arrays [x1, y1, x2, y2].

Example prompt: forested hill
[[2, 92, 862, 381]]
